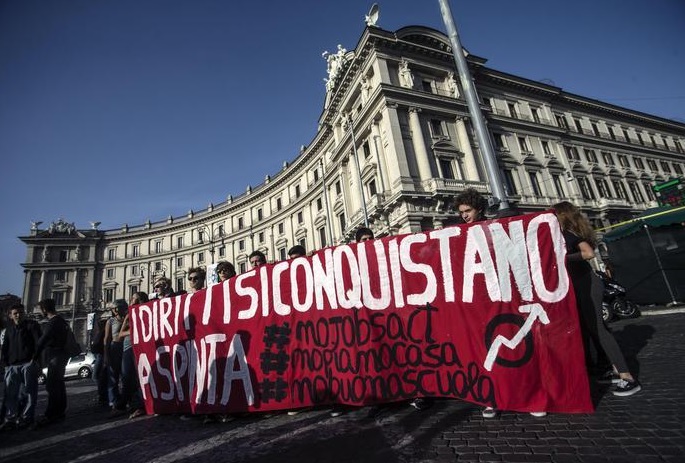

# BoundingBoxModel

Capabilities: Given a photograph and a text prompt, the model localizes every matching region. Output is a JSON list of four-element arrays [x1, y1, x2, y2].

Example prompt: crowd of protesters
[[0, 189, 641, 432]]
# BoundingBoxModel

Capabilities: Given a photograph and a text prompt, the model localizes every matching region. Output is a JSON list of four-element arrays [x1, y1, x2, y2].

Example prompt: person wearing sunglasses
[[215, 261, 237, 282], [187, 267, 206, 294], [152, 277, 174, 299]]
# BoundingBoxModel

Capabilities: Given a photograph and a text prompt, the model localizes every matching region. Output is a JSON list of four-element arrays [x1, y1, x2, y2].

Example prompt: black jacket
[[35, 314, 69, 360], [1, 319, 42, 365]]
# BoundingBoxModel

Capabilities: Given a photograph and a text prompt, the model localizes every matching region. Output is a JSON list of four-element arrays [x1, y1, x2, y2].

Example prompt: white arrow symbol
[[483, 303, 550, 371]]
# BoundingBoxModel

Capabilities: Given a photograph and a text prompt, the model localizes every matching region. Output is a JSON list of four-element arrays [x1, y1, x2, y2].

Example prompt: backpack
[[64, 325, 82, 357], [90, 318, 106, 354]]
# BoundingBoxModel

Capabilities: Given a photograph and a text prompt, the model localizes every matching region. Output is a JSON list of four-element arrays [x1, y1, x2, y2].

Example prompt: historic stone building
[[18, 24, 685, 342]]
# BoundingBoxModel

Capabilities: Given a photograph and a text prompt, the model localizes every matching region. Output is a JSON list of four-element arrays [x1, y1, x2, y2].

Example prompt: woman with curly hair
[[553, 201, 641, 396]]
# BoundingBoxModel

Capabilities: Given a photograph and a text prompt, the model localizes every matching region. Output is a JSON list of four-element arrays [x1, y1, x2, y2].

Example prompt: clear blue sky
[[1, 0, 684, 297]]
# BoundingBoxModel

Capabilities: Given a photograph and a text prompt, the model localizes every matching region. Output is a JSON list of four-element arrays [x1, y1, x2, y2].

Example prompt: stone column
[[456, 117, 480, 181], [408, 107, 432, 182], [72, 268, 79, 306], [370, 122, 388, 194], [339, 163, 355, 217], [39, 270, 46, 301], [381, 103, 412, 188], [22, 270, 31, 308]]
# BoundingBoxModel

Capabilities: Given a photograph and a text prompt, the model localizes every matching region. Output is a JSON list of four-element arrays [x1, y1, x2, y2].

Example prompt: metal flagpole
[[437, 0, 510, 211]]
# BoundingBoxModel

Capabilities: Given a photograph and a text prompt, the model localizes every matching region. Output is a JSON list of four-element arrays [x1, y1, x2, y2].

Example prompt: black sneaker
[[409, 398, 432, 411], [612, 379, 642, 397], [597, 370, 621, 384]]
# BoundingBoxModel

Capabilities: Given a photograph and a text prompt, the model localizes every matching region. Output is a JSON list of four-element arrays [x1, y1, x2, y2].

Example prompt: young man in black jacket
[[0, 304, 42, 429], [33, 298, 70, 426]]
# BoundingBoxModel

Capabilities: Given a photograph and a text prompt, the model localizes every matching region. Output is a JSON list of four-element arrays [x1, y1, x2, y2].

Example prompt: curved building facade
[[19, 25, 685, 342]]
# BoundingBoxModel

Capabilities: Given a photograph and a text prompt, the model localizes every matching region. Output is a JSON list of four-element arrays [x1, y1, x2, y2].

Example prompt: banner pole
[[437, 0, 510, 211], [643, 224, 680, 306]]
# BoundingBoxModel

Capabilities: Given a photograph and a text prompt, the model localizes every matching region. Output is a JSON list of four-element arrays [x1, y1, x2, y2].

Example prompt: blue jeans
[[119, 347, 142, 410], [93, 353, 109, 403], [3, 361, 39, 422]]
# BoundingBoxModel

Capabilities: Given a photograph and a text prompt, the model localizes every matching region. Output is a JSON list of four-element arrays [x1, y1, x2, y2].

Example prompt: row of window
[[484, 96, 684, 154], [491, 129, 683, 177], [563, 146, 683, 175], [500, 163, 656, 205], [104, 175, 380, 261], [574, 176, 655, 203]]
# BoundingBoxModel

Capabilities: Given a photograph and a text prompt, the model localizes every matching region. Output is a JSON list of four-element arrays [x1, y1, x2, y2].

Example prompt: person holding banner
[[455, 189, 547, 418], [152, 277, 175, 299], [287, 245, 306, 259], [216, 261, 236, 282], [187, 267, 206, 293], [249, 250, 267, 268], [552, 202, 641, 397], [118, 293, 148, 419], [355, 227, 374, 242]]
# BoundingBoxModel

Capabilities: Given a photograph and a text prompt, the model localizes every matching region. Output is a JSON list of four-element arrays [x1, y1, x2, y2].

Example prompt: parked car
[[37, 352, 96, 385]]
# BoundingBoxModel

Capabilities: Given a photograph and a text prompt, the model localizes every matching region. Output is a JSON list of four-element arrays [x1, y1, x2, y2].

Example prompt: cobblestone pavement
[[1, 311, 684, 463]]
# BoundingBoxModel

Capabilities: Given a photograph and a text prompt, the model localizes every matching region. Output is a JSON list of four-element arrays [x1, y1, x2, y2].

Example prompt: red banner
[[130, 211, 593, 415]]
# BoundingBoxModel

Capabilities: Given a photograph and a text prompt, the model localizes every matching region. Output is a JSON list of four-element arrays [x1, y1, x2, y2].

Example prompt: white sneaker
[[482, 407, 497, 419], [530, 411, 547, 417], [287, 410, 301, 416]]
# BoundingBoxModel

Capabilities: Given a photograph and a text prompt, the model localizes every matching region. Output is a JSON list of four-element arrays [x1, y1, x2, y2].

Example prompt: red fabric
[[130, 211, 593, 415]]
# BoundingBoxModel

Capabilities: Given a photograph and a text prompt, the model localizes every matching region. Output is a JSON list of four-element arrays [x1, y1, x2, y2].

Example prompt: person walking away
[[33, 298, 70, 426]]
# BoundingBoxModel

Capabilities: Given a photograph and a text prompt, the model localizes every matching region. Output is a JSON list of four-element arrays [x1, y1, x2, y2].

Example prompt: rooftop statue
[[48, 218, 76, 234], [365, 4, 379, 27], [323, 44, 348, 92]]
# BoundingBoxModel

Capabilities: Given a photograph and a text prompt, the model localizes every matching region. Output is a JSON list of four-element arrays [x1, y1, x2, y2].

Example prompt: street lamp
[[198, 223, 219, 264]]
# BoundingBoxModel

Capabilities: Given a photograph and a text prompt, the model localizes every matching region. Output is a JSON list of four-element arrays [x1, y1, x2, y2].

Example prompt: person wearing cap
[[103, 299, 127, 414]]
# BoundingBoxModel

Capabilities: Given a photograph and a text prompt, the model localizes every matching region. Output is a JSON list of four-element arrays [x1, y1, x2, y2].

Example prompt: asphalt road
[[1, 311, 684, 463]]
